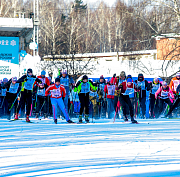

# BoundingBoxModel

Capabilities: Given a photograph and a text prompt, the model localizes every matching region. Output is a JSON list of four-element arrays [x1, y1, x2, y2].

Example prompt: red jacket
[[104, 84, 115, 99], [155, 86, 174, 100], [35, 76, 50, 87], [110, 77, 117, 85], [45, 84, 66, 99], [120, 81, 137, 94]]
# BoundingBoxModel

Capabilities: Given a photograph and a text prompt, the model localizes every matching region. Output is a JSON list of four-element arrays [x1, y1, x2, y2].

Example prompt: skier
[[69, 85, 80, 116], [15, 68, 42, 122], [104, 79, 115, 119], [97, 75, 107, 118], [35, 70, 50, 87], [58, 69, 74, 112], [89, 82, 99, 119], [135, 73, 150, 119], [166, 83, 180, 117], [0, 78, 8, 117], [155, 81, 174, 117], [45, 77, 74, 124], [114, 71, 127, 118], [4, 77, 21, 120], [169, 72, 180, 94], [74, 75, 97, 123], [34, 83, 48, 119], [149, 77, 162, 118], [118, 78, 137, 123]]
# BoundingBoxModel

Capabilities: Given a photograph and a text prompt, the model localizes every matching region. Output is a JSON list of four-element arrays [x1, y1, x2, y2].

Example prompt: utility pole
[[33, 0, 39, 56]]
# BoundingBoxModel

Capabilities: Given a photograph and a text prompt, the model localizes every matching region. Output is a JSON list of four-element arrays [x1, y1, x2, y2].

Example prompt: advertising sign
[[0, 37, 19, 64], [0, 60, 19, 79]]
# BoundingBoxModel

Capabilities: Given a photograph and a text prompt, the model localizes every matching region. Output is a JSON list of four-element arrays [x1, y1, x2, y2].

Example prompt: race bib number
[[1, 88, 7, 96], [161, 90, 168, 99], [123, 88, 134, 96], [138, 81, 145, 90], [24, 78, 36, 90], [51, 89, 61, 97], [37, 89, 45, 96], [107, 85, 115, 95], [9, 83, 19, 94]]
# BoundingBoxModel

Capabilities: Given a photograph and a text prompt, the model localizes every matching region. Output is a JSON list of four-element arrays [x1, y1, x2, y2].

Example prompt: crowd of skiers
[[0, 68, 180, 124]]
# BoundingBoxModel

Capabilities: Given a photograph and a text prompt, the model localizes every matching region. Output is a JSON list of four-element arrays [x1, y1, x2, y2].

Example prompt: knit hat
[[55, 78, 60, 83], [162, 81, 167, 86], [138, 73, 144, 81], [62, 69, 67, 74], [27, 68, 33, 74], [127, 78, 132, 83], [154, 77, 159, 82], [176, 72, 180, 77], [3, 78, 8, 82], [41, 70, 46, 75], [82, 75, 88, 80], [12, 77, 17, 82], [100, 75, 104, 79], [120, 71, 126, 77], [127, 74, 132, 79]]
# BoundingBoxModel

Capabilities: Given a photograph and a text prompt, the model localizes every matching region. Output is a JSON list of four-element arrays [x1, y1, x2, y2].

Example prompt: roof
[[0, 18, 33, 40]]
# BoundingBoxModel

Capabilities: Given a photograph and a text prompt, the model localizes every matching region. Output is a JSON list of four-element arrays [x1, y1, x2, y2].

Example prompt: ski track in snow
[[0, 118, 180, 177]]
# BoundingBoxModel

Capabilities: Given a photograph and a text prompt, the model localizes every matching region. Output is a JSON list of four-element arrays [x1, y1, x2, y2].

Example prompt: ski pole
[[9, 87, 23, 111], [39, 99, 46, 113], [0, 96, 5, 108]]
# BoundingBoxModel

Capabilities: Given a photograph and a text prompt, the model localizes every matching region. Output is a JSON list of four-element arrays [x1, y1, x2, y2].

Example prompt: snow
[[1, 118, 180, 176]]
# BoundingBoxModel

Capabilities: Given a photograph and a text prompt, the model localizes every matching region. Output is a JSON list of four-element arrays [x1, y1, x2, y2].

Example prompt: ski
[[9, 118, 23, 122]]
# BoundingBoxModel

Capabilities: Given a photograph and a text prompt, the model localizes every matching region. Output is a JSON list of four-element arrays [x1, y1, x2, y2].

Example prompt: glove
[[70, 101, 73, 104], [113, 73, 116, 78]]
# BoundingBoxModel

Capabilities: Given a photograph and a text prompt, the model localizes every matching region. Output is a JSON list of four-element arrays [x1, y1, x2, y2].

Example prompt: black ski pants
[[16, 89, 32, 116], [119, 94, 134, 118], [79, 93, 89, 115], [159, 98, 173, 114], [36, 96, 48, 114]]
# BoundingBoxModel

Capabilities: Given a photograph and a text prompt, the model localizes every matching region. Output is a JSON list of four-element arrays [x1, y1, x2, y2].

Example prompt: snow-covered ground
[[1, 117, 180, 177]]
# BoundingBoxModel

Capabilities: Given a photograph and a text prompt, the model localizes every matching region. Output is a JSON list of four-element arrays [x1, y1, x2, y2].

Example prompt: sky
[[1, 117, 180, 176]]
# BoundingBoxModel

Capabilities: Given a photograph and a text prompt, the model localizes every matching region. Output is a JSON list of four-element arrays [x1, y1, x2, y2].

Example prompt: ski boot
[[26, 115, 30, 122], [35, 113, 39, 119], [131, 117, 137, 123], [44, 113, 48, 119], [123, 116, 128, 122], [54, 119, 57, 124], [85, 114, 89, 123], [79, 115, 83, 123], [14, 113, 18, 120], [67, 119, 74, 123]]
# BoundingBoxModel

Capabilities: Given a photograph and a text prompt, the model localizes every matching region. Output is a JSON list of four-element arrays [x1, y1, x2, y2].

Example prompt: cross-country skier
[[135, 73, 150, 119], [164, 83, 180, 118], [0, 78, 8, 117], [155, 81, 174, 117], [34, 83, 48, 119], [4, 77, 21, 120], [74, 75, 97, 123], [58, 69, 74, 112], [15, 68, 42, 122], [45, 77, 74, 124], [118, 78, 137, 123], [149, 77, 162, 118], [97, 75, 107, 118], [104, 79, 115, 119], [169, 72, 180, 94]]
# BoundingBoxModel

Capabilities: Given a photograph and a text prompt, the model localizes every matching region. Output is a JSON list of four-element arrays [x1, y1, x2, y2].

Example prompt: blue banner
[[0, 37, 19, 64]]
